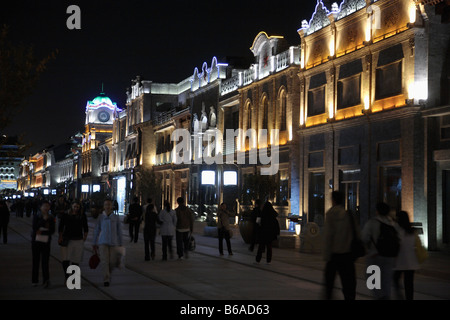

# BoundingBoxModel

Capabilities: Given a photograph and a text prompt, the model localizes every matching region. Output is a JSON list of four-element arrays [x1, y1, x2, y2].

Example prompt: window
[[375, 61, 402, 100], [308, 86, 326, 117], [309, 172, 325, 227], [279, 90, 287, 131], [378, 166, 402, 213], [441, 115, 450, 140], [337, 74, 361, 109], [337, 59, 362, 109], [375, 45, 404, 101], [262, 97, 269, 130], [308, 72, 327, 117]]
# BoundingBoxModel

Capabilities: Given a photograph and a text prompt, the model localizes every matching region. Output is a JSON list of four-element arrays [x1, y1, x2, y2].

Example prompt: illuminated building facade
[[0, 136, 25, 193], [81, 92, 121, 199], [224, 32, 301, 220], [295, 0, 450, 251]]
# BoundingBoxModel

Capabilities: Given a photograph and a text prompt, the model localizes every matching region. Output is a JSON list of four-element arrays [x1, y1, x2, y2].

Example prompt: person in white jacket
[[158, 201, 177, 260], [92, 199, 123, 287], [393, 211, 420, 300]]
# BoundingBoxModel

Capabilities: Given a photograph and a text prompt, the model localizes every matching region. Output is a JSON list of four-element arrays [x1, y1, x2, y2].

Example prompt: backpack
[[373, 220, 400, 257]]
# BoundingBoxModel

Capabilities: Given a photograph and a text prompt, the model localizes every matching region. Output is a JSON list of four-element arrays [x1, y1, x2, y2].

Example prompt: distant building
[[80, 92, 121, 199], [0, 135, 25, 193]]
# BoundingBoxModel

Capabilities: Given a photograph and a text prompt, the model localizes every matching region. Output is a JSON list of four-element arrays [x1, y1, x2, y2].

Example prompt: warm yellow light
[[329, 38, 335, 57], [328, 102, 334, 119], [364, 96, 370, 110], [288, 125, 293, 141], [295, 224, 301, 236], [365, 18, 372, 42], [300, 112, 305, 126], [409, 4, 416, 24]]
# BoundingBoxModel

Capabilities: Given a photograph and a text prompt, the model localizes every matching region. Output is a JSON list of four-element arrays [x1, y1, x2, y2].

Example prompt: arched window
[[262, 96, 268, 130], [279, 90, 287, 132]]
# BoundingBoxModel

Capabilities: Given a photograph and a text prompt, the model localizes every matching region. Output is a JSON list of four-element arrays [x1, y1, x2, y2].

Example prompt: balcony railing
[[220, 46, 300, 96]]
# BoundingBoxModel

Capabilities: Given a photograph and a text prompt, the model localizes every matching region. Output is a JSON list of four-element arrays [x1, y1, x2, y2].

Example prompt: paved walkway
[[1, 214, 449, 302]]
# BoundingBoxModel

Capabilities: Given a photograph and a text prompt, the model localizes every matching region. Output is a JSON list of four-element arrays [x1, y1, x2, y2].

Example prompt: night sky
[[2, 0, 318, 155]]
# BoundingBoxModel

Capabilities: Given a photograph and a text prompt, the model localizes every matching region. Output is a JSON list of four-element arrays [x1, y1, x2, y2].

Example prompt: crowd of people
[[322, 191, 427, 300], [1, 190, 427, 299]]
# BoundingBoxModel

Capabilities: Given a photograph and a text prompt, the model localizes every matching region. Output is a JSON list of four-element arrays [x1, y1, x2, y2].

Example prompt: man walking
[[128, 197, 142, 243], [175, 197, 194, 259], [323, 191, 359, 300]]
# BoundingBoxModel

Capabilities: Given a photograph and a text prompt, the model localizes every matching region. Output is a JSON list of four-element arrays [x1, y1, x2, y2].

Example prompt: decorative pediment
[[190, 56, 227, 91], [301, 1, 331, 36], [250, 31, 284, 56], [299, 0, 368, 36], [336, 0, 366, 21]]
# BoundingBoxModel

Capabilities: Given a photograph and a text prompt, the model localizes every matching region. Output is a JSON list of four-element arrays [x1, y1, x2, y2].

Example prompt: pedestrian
[[175, 197, 194, 260], [255, 201, 280, 264], [217, 203, 234, 256], [16, 199, 25, 218], [31, 200, 56, 288], [92, 199, 124, 287], [58, 200, 88, 282], [128, 197, 142, 243], [25, 198, 32, 217], [143, 201, 160, 261], [393, 210, 420, 300], [323, 191, 359, 300], [362, 202, 400, 300], [249, 199, 262, 252], [159, 200, 177, 260], [113, 199, 119, 214], [0, 200, 10, 244]]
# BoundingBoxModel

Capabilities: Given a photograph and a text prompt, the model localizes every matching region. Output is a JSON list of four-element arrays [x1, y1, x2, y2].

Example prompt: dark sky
[[2, 0, 318, 155]]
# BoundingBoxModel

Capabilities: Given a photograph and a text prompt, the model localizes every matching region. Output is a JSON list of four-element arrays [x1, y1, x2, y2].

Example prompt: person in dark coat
[[255, 201, 280, 264], [128, 197, 142, 243], [0, 200, 10, 244], [249, 199, 263, 252], [31, 200, 56, 288], [143, 203, 160, 261]]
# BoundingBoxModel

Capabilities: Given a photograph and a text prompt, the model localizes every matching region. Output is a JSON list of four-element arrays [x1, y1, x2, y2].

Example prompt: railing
[[220, 47, 300, 96]]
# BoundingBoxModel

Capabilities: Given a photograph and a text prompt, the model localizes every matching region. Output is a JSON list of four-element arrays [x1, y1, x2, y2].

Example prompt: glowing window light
[[223, 171, 237, 186], [201, 170, 215, 185], [81, 185, 89, 193], [93, 184, 100, 193]]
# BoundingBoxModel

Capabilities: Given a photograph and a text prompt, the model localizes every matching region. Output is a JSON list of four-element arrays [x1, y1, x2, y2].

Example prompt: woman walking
[[58, 200, 88, 282], [31, 200, 55, 288], [255, 201, 280, 264], [158, 200, 177, 260], [393, 211, 420, 300], [92, 199, 123, 287]]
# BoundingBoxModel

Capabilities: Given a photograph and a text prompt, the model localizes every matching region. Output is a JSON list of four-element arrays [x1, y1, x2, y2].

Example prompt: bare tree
[[0, 25, 57, 132]]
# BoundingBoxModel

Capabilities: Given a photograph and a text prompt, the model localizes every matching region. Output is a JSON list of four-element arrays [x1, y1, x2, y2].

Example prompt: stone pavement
[[1, 214, 449, 303]]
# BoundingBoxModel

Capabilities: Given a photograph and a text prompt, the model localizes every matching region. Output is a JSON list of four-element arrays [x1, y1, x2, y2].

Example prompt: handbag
[[348, 211, 366, 260], [89, 252, 100, 269], [415, 233, 428, 264]]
